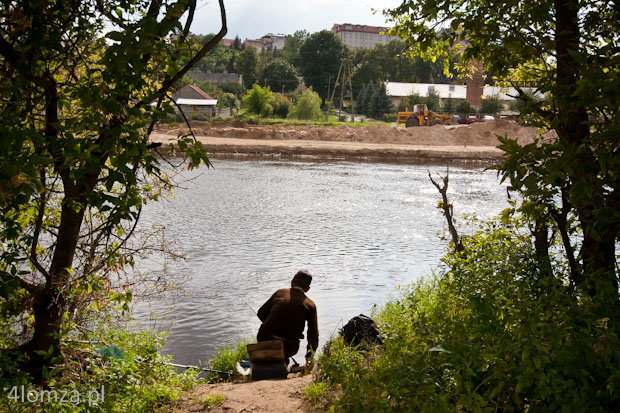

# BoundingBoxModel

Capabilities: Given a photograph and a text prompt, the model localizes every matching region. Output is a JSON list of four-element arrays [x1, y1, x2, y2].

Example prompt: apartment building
[[331, 23, 400, 49]]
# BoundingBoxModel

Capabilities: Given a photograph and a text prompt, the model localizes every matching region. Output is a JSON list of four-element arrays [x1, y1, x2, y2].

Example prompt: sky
[[191, 0, 404, 40]]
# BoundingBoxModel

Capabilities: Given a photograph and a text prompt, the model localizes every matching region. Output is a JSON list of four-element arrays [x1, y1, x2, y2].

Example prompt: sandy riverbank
[[150, 119, 541, 162]]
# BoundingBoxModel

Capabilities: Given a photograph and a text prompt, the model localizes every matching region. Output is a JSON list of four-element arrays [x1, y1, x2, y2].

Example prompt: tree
[[387, 0, 620, 312], [424, 90, 441, 112], [290, 88, 322, 120], [242, 84, 273, 117], [281, 30, 308, 67], [0, 0, 227, 381], [271, 93, 292, 118], [235, 46, 258, 88], [455, 99, 473, 114], [369, 82, 394, 119], [359, 81, 376, 116], [260, 58, 299, 93], [480, 96, 504, 115], [297, 31, 344, 101]]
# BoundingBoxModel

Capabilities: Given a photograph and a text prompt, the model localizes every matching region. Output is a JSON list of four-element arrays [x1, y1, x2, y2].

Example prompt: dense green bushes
[[315, 217, 620, 411], [0, 327, 200, 412]]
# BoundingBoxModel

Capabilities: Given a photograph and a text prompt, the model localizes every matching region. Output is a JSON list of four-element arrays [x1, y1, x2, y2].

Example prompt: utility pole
[[329, 51, 355, 122]]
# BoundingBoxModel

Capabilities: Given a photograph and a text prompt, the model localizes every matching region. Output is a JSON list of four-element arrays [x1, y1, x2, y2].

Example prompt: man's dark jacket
[[257, 287, 319, 356]]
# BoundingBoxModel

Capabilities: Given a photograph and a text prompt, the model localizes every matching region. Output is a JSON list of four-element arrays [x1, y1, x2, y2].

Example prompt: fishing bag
[[340, 314, 383, 346]]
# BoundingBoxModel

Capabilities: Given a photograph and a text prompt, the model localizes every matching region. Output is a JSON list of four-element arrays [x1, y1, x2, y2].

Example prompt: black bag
[[340, 314, 383, 346]]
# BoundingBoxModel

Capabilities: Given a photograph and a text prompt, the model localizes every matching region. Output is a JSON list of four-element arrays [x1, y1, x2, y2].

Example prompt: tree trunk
[[23, 183, 86, 382], [554, 0, 619, 309]]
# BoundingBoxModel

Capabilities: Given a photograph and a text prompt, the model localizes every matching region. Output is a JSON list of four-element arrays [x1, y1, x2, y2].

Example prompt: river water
[[133, 158, 510, 365]]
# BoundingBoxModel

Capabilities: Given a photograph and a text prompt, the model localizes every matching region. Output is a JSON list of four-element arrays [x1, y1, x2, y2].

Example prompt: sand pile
[[157, 119, 539, 148]]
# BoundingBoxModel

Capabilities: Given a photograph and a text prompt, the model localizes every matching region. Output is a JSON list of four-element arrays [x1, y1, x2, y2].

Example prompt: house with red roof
[[171, 84, 218, 119]]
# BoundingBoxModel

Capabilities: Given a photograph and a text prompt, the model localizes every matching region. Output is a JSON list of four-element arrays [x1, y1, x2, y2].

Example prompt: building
[[172, 84, 218, 119], [240, 33, 286, 51], [186, 70, 242, 87], [331, 24, 400, 49], [384, 82, 540, 113]]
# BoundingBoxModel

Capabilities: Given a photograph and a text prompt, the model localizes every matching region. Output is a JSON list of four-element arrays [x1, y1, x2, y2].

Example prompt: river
[[133, 158, 510, 366]]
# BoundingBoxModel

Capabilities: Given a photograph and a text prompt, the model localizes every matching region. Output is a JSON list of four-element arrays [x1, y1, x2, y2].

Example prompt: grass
[[204, 337, 252, 383], [200, 394, 225, 410]]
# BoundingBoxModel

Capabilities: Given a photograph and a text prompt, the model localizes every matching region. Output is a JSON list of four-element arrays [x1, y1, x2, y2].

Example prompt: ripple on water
[[132, 160, 508, 365]]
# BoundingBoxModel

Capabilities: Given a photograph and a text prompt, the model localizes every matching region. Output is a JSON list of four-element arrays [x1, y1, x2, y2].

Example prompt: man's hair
[[292, 270, 312, 289]]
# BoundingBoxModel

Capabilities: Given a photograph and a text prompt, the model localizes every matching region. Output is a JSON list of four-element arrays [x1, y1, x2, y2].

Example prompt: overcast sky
[[191, 0, 404, 40]]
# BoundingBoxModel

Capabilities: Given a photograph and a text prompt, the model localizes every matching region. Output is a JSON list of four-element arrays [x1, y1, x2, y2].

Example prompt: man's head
[[291, 269, 312, 292]]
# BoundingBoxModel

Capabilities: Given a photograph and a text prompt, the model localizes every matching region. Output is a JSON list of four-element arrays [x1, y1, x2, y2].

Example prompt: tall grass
[[313, 216, 620, 411]]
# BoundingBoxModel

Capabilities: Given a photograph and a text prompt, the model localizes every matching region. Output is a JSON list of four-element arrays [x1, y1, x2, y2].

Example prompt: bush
[[315, 216, 620, 411], [382, 113, 397, 122], [205, 338, 251, 383], [0, 326, 200, 412], [290, 87, 322, 120], [271, 93, 292, 118], [480, 95, 504, 114], [242, 84, 273, 117]]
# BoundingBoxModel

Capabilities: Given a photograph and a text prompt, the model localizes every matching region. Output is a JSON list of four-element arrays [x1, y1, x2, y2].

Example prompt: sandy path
[[167, 374, 313, 412]]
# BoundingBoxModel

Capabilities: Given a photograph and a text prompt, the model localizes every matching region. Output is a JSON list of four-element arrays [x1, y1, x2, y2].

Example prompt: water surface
[[134, 159, 509, 365]]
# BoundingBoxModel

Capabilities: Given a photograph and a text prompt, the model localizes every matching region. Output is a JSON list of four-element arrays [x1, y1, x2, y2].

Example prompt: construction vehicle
[[397, 104, 455, 127]]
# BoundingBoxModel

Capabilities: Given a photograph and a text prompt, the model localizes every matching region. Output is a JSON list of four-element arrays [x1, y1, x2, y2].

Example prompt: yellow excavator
[[397, 104, 455, 127]]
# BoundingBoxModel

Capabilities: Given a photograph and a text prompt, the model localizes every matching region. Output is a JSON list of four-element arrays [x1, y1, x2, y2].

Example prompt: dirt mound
[[160, 119, 538, 148]]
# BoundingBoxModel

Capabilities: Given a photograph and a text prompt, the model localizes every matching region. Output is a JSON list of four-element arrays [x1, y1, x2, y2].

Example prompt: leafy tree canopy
[[242, 84, 273, 117], [260, 58, 299, 93], [0, 0, 226, 381], [297, 30, 344, 100]]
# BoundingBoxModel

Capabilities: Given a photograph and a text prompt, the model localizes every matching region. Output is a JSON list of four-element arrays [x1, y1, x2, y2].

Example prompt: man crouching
[[257, 270, 319, 366]]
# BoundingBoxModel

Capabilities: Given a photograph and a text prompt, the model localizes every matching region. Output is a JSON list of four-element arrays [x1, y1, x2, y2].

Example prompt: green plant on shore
[[314, 215, 620, 411], [205, 338, 252, 383], [0, 325, 201, 412], [199, 394, 225, 410]]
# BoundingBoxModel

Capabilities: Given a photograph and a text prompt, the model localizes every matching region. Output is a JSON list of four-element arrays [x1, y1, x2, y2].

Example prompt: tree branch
[[151, 0, 227, 102], [30, 168, 51, 280], [429, 170, 466, 254]]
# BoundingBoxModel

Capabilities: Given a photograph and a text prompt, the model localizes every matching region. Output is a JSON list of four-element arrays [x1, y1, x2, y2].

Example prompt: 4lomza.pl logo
[[6, 385, 105, 407]]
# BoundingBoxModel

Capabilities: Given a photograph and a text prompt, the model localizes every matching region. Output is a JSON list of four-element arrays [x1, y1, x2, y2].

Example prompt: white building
[[331, 24, 400, 49], [385, 82, 540, 112]]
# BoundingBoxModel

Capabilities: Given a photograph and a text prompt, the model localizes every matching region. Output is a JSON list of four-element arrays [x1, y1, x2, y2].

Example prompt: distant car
[[453, 115, 461, 123], [481, 115, 495, 122], [459, 116, 479, 124]]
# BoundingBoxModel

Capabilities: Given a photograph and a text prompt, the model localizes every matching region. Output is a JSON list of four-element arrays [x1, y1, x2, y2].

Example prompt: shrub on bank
[[314, 217, 620, 411], [0, 326, 200, 412]]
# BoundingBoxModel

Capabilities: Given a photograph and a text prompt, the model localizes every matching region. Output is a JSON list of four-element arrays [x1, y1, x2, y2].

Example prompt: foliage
[[386, 0, 620, 315], [200, 394, 225, 410], [290, 88, 322, 120], [455, 99, 473, 114], [281, 30, 309, 68], [0, 326, 200, 412], [297, 31, 344, 100], [357, 81, 376, 117], [271, 93, 293, 119], [242, 84, 274, 117], [0, 0, 225, 381], [350, 40, 458, 92], [260, 59, 299, 93], [424, 90, 441, 112], [368, 83, 395, 119], [480, 96, 504, 115], [316, 215, 620, 411], [218, 81, 245, 98], [205, 338, 250, 383], [235, 46, 259, 88]]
